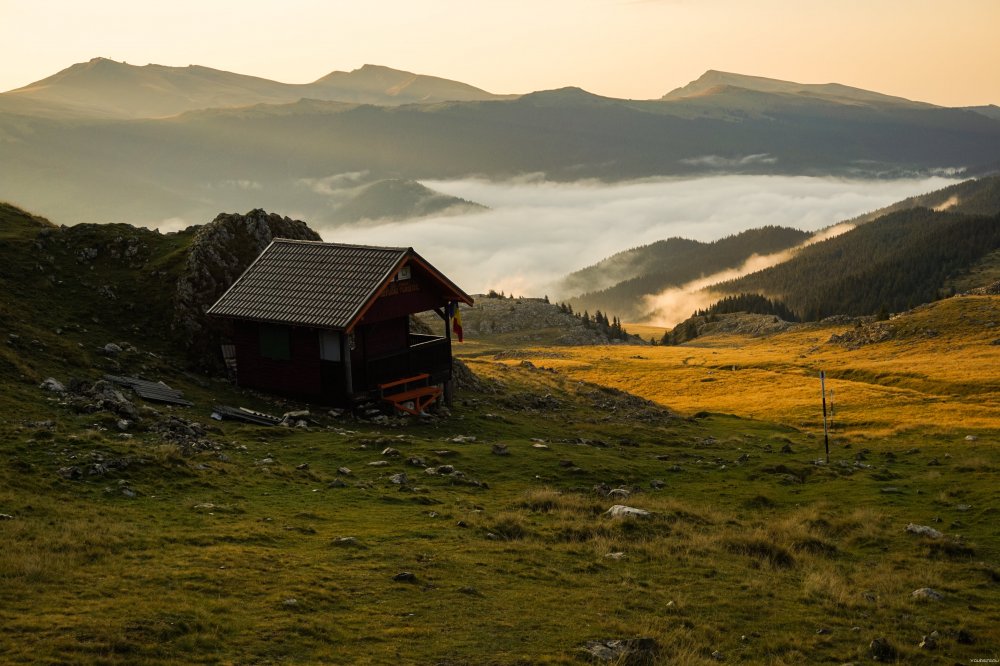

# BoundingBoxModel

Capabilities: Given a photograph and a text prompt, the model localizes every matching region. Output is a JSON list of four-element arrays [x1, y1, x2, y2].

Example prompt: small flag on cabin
[[449, 301, 464, 342]]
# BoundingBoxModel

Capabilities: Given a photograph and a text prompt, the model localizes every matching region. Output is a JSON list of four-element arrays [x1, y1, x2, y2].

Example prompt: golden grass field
[[463, 296, 1000, 439]]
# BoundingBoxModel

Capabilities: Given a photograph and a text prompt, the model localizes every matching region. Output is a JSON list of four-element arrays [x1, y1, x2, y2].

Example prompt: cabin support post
[[342, 332, 353, 398], [443, 303, 454, 405]]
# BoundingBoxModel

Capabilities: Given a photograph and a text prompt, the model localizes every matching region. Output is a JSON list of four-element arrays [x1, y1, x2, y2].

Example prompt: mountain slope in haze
[[3, 63, 1000, 225], [330, 179, 487, 224], [720, 208, 1000, 319], [1, 58, 505, 118], [564, 227, 812, 320], [845, 174, 1000, 223]]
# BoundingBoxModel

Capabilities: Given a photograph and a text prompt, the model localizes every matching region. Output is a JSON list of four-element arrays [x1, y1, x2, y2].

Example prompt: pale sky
[[2, 0, 999, 106]]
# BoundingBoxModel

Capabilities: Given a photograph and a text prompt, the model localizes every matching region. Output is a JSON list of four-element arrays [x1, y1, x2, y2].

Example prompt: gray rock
[[382, 447, 401, 457], [436, 465, 455, 475], [905, 523, 943, 539], [103, 343, 123, 355], [368, 460, 390, 467], [0, 513, 14, 520], [389, 472, 408, 485], [58, 466, 82, 480], [296, 463, 309, 470], [393, 571, 417, 583], [580, 638, 658, 664], [327, 479, 347, 488], [605, 505, 650, 518], [911, 587, 943, 601], [492, 443, 509, 456], [332, 536, 359, 547], [39, 377, 66, 393], [608, 488, 631, 500], [282, 598, 299, 607], [337, 467, 352, 475], [869, 637, 896, 661], [650, 479, 665, 489]]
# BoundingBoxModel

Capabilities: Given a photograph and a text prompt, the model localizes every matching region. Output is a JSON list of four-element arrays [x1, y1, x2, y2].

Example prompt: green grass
[[1, 358, 997, 664], [1, 205, 998, 663]]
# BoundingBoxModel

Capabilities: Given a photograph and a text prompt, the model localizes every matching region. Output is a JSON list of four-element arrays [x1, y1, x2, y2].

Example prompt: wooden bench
[[378, 373, 442, 416]]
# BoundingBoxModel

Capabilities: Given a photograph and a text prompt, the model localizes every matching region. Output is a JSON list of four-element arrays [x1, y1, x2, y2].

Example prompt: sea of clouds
[[311, 174, 955, 300]]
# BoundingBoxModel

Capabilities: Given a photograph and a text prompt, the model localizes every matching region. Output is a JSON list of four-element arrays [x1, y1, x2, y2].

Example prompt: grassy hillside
[[1, 203, 997, 663]]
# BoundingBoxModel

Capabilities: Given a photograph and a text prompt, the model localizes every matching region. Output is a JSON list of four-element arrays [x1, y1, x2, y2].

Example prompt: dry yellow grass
[[463, 296, 1000, 437]]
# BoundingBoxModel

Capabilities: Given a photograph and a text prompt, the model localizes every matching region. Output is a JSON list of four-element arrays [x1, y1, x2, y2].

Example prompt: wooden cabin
[[207, 239, 473, 411]]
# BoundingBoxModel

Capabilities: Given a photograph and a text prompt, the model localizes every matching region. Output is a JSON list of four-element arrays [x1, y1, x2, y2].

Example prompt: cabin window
[[259, 325, 291, 360], [319, 330, 341, 361]]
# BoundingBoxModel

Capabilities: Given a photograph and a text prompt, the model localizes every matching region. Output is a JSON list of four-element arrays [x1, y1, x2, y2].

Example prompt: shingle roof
[[206, 240, 410, 330]]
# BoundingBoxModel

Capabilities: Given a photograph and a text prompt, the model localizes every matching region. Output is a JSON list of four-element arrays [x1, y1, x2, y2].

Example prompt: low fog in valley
[[314, 175, 956, 304]]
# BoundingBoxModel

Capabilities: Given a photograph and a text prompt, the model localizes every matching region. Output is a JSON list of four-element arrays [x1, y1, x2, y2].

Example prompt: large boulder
[[173, 209, 320, 368]]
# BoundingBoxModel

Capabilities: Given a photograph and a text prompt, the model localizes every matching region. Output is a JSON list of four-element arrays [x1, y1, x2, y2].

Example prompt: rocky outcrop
[[173, 209, 320, 367]]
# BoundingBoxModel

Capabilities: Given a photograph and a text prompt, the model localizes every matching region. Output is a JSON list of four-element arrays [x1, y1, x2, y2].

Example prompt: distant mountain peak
[[664, 70, 933, 108]]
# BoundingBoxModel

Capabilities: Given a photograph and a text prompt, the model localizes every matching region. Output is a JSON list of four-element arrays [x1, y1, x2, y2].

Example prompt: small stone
[[103, 343, 123, 355], [911, 587, 943, 601], [780, 443, 793, 453], [880, 487, 901, 494], [608, 488, 631, 499], [816, 627, 831, 635], [368, 460, 390, 467], [604, 552, 626, 560], [282, 598, 299, 607], [650, 479, 665, 489], [393, 571, 417, 583], [456, 520, 468, 528], [869, 637, 896, 662], [382, 447, 401, 457], [711, 650, 724, 661], [965, 435, 978, 441], [337, 467, 351, 475], [491, 443, 509, 456], [39, 377, 66, 393], [905, 523, 943, 539], [296, 463, 309, 470], [450, 435, 476, 443], [121, 488, 136, 498], [327, 479, 347, 488], [956, 504, 971, 511], [407, 456, 426, 467], [389, 472, 408, 485], [332, 536, 359, 547], [531, 443, 549, 449], [436, 465, 455, 475], [918, 634, 937, 649], [737, 453, 750, 463], [0, 513, 14, 520]]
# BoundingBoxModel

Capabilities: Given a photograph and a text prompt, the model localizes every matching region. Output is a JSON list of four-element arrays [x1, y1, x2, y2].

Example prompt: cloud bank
[[312, 174, 956, 299]]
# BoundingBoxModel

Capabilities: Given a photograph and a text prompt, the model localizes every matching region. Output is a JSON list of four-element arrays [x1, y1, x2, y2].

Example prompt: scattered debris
[[105, 374, 192, 406], [211, 405, 281, 426]]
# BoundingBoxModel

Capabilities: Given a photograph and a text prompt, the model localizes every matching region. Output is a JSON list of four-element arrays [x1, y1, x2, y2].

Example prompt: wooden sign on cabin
[[207, 239, 473, 409]]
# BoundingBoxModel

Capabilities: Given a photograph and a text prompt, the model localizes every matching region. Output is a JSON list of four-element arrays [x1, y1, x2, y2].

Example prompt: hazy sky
[[2, 0, 999, 106]]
